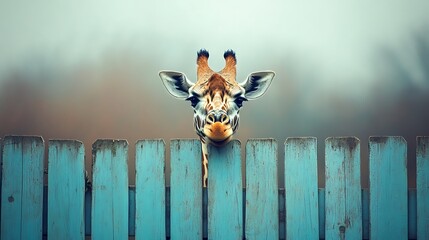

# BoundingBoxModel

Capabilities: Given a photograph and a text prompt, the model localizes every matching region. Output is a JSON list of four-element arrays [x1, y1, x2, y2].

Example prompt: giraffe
[[159, 49, 274, 187]]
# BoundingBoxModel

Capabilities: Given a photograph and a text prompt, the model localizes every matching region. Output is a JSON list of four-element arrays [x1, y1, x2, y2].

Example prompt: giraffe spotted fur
[[160, 49, 274, 187]]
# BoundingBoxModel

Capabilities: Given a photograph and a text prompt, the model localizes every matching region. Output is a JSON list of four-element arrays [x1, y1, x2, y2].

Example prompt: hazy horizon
[[1, 1, 429, 187]]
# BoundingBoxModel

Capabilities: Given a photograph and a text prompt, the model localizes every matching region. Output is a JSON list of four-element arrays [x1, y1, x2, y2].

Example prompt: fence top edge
[[3, 136, 429, 143], [417, 136, 429, 140], [369, 136, 406, 144], [247, 138, 277, 142], [325, 136, 360, 148], [3, 135, 44, 144], [170, 138, 201, 143], [49, 139, 83, 145], [246, 139, 277, 148], [325, 136, 360, 141], [284, 136, 317, 145], [92, 139, 129, 149], [135, 139, 165, 145], [170, 139, 241, 147]]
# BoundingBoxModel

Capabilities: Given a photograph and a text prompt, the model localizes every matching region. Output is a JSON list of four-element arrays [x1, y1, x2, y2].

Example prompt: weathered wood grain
[[48, 140, 85, 240], [417, 136, 429, 240], [284, 137, 319, 239], [91, 140, 129, 240], [1, 136, 44, 240], [245, 139, 278, 239], [369, 136, 407, 239], [170, 139, 202, 239], [135, 139, 166, 239], [1, 135, 427, 239], [208, 140, 242, 239], [325, 137, 362, 240]]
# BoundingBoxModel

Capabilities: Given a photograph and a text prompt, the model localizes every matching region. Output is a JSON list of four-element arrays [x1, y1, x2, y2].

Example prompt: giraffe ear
[[159, 71, 194, 99], [240, 71, 275, 99]]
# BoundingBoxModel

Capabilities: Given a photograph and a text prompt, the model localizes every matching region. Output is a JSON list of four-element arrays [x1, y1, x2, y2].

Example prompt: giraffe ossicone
[[160, 49, 275, 187]]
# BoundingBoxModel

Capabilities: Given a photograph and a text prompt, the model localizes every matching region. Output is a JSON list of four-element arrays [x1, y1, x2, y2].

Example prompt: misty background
[[1, 1, 428, 188]]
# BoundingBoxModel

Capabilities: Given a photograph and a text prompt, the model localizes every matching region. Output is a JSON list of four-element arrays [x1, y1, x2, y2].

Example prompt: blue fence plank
[[369, 136, 407, 239], [245, 139, 278, 239], [2, 135, 427, 239], [135, 140, 166, 239], [417, 136, 429, 240], [1, 136, 44, 240], [325, 137, 362, 239], [208, 140, 243, 239], [91, 140, 129, 240], [48, 140, 85, 239], [284, 137, 319, 239], [170, 139, 202, 239], [39, 186, 421, 239]]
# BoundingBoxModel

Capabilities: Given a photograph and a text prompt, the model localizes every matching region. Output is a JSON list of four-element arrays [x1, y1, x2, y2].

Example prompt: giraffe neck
[[202, 141, 208, 188]]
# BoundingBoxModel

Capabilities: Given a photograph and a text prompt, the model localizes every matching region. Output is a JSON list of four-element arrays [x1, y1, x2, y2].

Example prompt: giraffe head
[[160, 49, 274, 146]]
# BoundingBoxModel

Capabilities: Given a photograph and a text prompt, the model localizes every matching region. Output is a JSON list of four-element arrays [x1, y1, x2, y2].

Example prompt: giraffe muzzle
[[206, 110, 229, 125], [203, 110, 233, 145]]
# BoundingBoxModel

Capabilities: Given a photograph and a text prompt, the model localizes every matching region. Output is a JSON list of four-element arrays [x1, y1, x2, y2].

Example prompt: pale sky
[[1, 0, 428, 91]]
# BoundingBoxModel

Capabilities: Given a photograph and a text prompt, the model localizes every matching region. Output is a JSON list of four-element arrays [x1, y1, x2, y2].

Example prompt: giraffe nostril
[[206, 112, 229, 125], [220, 114, 229, 124], [206, 114, 216, 124]]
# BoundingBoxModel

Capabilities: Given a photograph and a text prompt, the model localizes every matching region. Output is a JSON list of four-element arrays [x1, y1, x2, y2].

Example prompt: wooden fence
[[0, 136, 428, 239]]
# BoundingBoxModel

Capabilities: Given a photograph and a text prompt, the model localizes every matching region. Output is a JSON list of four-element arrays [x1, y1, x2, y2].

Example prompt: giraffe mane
[[207, 74, 228, 99]]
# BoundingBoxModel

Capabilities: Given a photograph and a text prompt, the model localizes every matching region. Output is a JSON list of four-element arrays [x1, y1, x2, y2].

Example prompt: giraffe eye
[[234, 97, 247, 108], [186, 96, 199, 107]]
